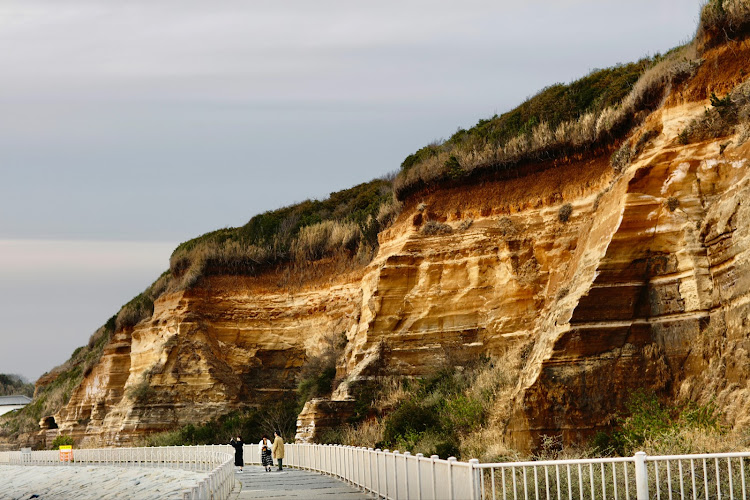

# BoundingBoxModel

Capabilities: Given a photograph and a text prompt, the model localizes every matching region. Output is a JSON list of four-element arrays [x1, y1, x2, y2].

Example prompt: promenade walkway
[[230, 465, 372, 499]]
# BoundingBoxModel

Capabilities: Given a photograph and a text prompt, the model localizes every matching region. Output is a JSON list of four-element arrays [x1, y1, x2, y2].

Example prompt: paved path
[[230, 465, 372, 499], [0, 464, 207, 499]]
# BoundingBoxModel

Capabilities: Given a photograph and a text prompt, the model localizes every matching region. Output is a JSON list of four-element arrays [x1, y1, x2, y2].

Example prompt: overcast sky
[[0, 0, 702, 382]]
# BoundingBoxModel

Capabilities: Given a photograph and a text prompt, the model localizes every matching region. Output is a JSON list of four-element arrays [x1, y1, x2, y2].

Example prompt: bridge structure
[[3, 444, 750, 499]]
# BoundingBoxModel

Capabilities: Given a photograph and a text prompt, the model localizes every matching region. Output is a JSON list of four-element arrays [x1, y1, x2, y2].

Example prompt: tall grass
[[697, 0, 750, 50], [394, 47, 701, 200], [168, 178, 398, 291]]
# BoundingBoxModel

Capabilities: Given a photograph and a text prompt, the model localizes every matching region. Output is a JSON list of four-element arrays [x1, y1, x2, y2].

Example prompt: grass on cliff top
[[168, 177, 399, 290], [393, 0, 750, 201], [393, 46, 701, 200], [697, 0, 750, 50]]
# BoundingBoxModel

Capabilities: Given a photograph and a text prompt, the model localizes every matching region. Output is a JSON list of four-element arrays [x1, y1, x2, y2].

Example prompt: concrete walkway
[[0, 464, 207, 499], [230, 465, 372, 499]]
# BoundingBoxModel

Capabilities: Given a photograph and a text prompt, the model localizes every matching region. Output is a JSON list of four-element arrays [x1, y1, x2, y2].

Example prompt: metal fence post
[[634, 451, 649, 500]]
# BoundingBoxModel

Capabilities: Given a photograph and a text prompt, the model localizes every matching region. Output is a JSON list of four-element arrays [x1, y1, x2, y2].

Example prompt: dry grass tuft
[[682, 80, 750, 144], [558, 203, 573, 222], [697, 0, 750, 51], [421, 220, 453, 236], [458, 219, 474, 231]]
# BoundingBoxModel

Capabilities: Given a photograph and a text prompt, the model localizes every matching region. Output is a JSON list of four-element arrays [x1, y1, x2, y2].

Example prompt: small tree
[[51, 434, 74, 448]]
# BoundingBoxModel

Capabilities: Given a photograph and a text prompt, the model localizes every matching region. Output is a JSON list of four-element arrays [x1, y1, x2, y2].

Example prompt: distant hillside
[[0, 375, 34, 398]]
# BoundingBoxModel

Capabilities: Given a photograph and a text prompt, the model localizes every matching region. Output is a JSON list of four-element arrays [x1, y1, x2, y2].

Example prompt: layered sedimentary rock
[[55, 274, 362, 446], [46, 40, 750, 451]]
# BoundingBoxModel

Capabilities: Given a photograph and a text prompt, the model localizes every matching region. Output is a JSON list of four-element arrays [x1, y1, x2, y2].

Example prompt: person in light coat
[[259, 434, 273, 472], [272, 430, 285, 471]]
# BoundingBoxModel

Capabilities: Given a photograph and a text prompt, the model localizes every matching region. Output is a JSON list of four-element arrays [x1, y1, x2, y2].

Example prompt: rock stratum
[[17, 35, 750, 452]]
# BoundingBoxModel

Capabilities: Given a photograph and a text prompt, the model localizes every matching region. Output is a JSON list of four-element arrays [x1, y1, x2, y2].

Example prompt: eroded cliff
[[24, 24, 750, 452]]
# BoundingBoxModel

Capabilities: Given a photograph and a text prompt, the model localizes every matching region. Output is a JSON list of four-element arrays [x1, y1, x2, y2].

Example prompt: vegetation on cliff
[[315, 345, 528, 461], [138, 402, 298, 447], [697, 0, 750, 50], [168, 178, 400, 291], [679, 79, 750, 146], [0, 375, 34, 398], [392, 0, 750, 202], [393, 49, 701, 200]]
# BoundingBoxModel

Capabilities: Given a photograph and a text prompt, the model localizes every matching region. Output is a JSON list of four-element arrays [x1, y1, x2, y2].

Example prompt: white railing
[[274, 445, 750, 500], [644, 451, 750, 500], [474, 450, 750, 500], [279, 443, 479, 499], [4, 444, 749, 499], [0, 445, 234, 500]]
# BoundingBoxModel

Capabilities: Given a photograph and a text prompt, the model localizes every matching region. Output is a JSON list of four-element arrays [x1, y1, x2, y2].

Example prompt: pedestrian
[[272, 430, 285, 471], [230, 436, 244, 472], [259, 434, 273, 472]]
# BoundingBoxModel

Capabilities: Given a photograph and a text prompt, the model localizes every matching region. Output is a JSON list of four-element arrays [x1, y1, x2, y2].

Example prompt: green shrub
[[684, 80, 750, 142], [297, 333, 347, 408], [383, 400, 442, 444], [169, 178, 398, 290], [141, 401, 296, 447], [667, 197, 680, 212], [375, 361, 497, 459], [710, 91, 732, 108], [443, 394, 484, 433], [593, 390, 725, 456], [421, 220, 453, 236], [678, 128, 690, 145], [51, 434, 74, 448], [128, 376, 156, 404], [698, 0, 750, 49]]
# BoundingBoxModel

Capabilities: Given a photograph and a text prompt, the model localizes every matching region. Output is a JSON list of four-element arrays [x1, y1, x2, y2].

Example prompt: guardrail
[[283, 444, 478, 499], [277, 445, 750, 500], [4, 444, 750, 499], [0, 445, 234, 500]]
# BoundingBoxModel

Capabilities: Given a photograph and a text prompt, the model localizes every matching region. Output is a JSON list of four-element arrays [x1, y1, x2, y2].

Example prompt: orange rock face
[[55, 276, 362, 446], [52, 48, 750, 451]]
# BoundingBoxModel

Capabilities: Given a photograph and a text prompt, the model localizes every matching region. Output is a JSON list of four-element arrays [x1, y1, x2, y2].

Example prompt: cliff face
[[55, 272, 362, 446], [49, 39, 750, 450]]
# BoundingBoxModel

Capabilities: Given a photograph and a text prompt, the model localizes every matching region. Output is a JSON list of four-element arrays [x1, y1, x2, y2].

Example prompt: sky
[[0, 0, 703, 382]]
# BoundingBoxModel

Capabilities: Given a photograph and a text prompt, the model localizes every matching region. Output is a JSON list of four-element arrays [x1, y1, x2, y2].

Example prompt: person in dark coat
[[230, 436, 244, 472]]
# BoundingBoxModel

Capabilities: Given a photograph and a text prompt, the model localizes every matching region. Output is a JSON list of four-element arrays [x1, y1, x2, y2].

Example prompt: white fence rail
[[3, 444, 750, 500], [282, 444, 479, 499], [0, 445, 234, 500], [278, 445, 750, 500]]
